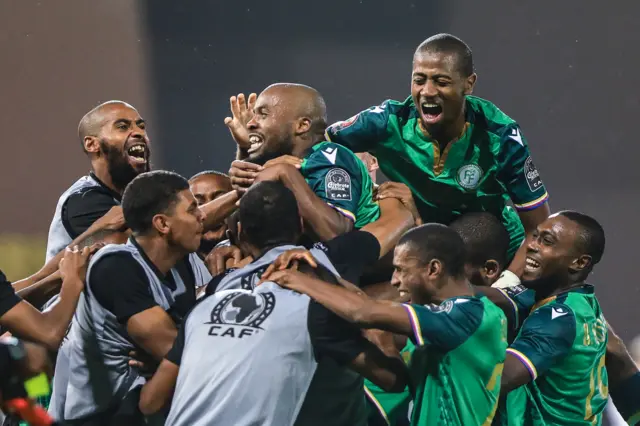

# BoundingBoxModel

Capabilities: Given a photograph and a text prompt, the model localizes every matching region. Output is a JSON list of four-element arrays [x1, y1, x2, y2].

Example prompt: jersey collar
[[89, 172, 122, 202]]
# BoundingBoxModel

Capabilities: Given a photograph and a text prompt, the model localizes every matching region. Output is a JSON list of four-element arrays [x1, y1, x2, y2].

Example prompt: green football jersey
[[364, 341, 415, 426], [301, 141, 380, 228], [326, 96, 549, 258], [503, 284, 608, 426], [403, 295, 508, 426]]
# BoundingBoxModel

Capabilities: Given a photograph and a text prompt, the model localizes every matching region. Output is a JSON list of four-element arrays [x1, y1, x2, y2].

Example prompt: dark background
[[1, 1, 638, 340]]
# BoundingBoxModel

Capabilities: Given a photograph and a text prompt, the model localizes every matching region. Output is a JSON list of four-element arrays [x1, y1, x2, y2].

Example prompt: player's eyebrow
[[113, 118, 131, 126]]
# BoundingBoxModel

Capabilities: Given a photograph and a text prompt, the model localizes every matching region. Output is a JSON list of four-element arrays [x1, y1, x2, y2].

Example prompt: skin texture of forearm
[[16, 271, 63, 309], [200, 191, 240, 231], [360, 198, 414, 258], [280, 168, 353, 240]]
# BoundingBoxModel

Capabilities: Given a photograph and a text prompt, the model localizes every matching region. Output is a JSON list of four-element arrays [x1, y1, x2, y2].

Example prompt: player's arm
[[139, 322, 185, 415], [501, 304, 576, 395], [255, 163, 354, 240], [360, 197, 416, 258], [14, 270, 62, 309], [325, 102, 392, 153], [495, 125, 550, 271], [199, 190, 240, 232], [90, 253, 178, 360], [12, 205, 127, 294], [474, 284, 536, 340], [308, 298, 409, 393], [0, 248, 93, 351]]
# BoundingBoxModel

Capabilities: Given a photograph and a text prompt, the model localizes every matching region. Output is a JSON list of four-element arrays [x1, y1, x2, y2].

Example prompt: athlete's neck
[[534, 279, 586, 301], [428, 277, 474, 305], [420, 109, 467, 148], [91, 162, 123, 195], [292, 136, 319, 159], [134, 235, 187, 276]]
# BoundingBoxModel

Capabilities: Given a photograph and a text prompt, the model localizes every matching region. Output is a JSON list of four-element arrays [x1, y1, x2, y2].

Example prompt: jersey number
[[584, 353, 608, 422]]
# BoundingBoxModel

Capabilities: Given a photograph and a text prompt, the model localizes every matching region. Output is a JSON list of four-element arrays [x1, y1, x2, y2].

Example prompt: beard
[[99, 140, 150, 191], [250, 135, 295, 165]]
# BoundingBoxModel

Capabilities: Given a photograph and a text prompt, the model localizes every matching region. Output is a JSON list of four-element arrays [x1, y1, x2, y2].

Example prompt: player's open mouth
[[421, 102, 443, 124], [248, 134, 264, 154], [524, 256, 541, 273], [126, 144, 148, 164]]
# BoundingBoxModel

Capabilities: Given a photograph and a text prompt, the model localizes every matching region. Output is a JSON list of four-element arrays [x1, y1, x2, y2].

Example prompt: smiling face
[[411, 50, 475, 134], [390, 243, 435, 305], [521, 214, 589, 290], [245, 88, 296, 165]]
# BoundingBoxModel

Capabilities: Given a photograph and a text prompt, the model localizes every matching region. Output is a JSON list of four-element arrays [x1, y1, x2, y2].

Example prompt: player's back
[[516, 287, 609, 425], [166, 284, 318, 426], [410, 296, 507, 426]]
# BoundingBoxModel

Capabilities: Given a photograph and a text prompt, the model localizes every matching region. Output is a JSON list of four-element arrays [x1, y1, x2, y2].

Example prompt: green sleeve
[[302, 143, 364, 222], [496, 124, 549, 212], [402, 297, 483, 352], [496, 284, 536, 330], [507, 304, 576, 380], [325, 101, 392, 152]]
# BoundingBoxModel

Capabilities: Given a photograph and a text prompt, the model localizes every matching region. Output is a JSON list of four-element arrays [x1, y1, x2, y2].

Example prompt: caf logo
[[240, 266, 269, 290], [208, 292, 275, 338]]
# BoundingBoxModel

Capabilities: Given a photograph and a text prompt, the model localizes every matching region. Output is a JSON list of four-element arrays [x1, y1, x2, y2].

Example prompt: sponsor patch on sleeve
[[325, 168, 352, 201], [524, 156, 543, 192]]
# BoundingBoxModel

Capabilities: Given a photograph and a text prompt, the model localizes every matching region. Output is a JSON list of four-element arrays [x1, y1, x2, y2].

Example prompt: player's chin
[[420, 111, 445, 127]]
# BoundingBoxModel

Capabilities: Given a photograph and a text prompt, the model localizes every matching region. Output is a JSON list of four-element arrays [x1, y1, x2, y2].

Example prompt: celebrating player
[[498, 212, 608, 425], [263, 223, 508, 425], [225, 83, 382, 240], [325, 33, 550, 261]]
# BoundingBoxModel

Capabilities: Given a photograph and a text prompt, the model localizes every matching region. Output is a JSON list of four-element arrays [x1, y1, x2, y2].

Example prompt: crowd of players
[[0, 33, 638, 426]]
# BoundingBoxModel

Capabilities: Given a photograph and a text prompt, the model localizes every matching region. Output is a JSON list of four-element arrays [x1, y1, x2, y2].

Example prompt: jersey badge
[[325, 168, 352, 201], [208, 292, 276, 338], [456, 164, 484, 190], [524, 157, 543, 192], [426, 300, 454, 313]]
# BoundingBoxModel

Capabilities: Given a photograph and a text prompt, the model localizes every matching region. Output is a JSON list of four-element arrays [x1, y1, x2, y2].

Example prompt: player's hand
[[229, 160, 263, 193], [224, 93, 257, 149], [254, 163, 301, 186], [58, 243, 103, 283], [95, 206, 127, 232], [263, 155, 303, 169], [261, 249, 318, 282], [375, 182, 423, 225], [128, 350, 158, 379], [356, 152, 379, 181], [261, 268, 310, 290], [205, 245, 251, 277]]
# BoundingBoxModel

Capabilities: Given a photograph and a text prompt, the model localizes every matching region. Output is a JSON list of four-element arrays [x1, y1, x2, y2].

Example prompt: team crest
[[325, 168, 352, 201], [456, 164, 483, 190], [208, 292, 276, 338]]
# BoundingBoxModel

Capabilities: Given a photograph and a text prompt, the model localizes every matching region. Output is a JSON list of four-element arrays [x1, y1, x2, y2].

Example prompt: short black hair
[[449, 213, 510, 268], [398, 223, 466, 278], [122, 170, 190, 234], [238, 181, 301, 249], [557, 211, 606, 267], [189, 170, 230, 181], [415, 33, 474, 77]]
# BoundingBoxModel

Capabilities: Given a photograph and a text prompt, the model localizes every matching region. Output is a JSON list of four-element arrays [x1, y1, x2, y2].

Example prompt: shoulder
[[89, 250, 141, 277], [64, 185, 118, 211], [526, 302, 577, 330], [466, 96, 524, 143], [328, 97, 415, 132], [303, 142, 364, 178]]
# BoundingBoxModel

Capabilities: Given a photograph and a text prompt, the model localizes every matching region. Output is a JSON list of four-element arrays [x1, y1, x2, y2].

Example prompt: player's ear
[[152, 213, 171, 236], [570, 254, 592, 274], [464, 73, 477, 95], [295, 117, 312, 136], [427, 258, 443, 279], [483, 259, 501, 283], [84, 136, 99, 154]]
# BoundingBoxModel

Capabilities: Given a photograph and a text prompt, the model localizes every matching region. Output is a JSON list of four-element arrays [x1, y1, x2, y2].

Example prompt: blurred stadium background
[[0, 0, 638, 353]]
